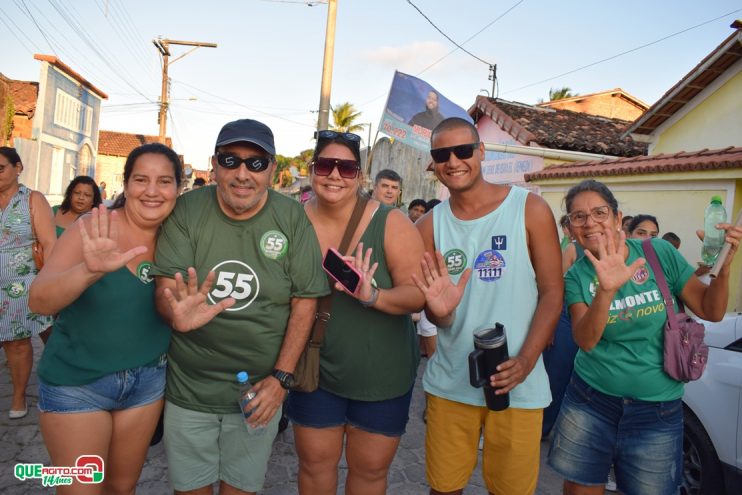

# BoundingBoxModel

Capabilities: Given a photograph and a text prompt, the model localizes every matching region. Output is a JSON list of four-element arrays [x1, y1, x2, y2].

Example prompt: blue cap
[[215, 119, 275, 155], [236, 371, 248, 383]]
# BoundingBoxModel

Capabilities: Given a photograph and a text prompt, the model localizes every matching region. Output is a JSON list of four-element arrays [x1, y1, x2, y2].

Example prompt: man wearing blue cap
[[152, 119, 328, 494]]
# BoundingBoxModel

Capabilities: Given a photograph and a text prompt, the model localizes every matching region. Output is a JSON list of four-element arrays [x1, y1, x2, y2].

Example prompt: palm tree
[[548, 87, 578, 101], [330, 102, 364, 133]]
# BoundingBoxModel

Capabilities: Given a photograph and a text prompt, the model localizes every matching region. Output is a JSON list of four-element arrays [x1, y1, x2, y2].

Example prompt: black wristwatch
[[272, 369, 295, 389]]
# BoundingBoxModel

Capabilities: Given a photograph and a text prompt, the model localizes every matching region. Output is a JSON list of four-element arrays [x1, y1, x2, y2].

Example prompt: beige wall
[[95, 154, 125, 198], [540, 174, 741, 311], [544, 93, 645, 121], [653, 69, 742, 154]]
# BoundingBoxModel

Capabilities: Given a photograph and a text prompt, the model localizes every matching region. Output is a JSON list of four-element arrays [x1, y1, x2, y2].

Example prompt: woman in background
[[53, 176, 102, 237], [0, 146, 55, 419], [627, 214, 659, 240]]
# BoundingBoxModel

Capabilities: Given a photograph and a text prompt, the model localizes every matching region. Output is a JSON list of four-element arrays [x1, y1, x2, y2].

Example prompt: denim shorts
[[286, 386, 413, 437], [38, 356, 167, 413], [548, 373, 683, 495]]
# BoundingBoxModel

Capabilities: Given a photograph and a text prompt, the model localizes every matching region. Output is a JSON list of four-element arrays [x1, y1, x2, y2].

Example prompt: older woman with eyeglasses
[[547, 179, 742, 495], [286, 130, 425, 495]]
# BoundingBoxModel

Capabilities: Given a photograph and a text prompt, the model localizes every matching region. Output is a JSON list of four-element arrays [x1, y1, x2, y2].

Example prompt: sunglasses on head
[[215, 152, 272, 172], [430, 142, 480, 163], [317, 130, 362, 143], [312, 157, 361, 179]]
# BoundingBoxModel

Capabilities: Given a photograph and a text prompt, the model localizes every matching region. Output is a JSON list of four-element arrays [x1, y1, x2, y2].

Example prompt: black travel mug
[[468, 323, 510, 411]]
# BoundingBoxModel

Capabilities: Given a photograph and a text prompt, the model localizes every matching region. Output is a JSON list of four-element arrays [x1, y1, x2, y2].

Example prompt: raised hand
[[163, 267, 235, 332], [338, 242, 379, 301], [412, 251, 471, 320], [79, 205, 147, 274], [584, 227, 645, 293]]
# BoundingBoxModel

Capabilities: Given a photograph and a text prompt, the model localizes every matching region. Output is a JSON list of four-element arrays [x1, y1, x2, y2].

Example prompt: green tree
[[548, 87, 578, 101], [330, 102, 364, 133]]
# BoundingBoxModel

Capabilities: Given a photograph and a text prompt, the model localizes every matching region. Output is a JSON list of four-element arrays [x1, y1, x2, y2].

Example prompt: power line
[[0, 5, 40, 53], [504, 8, 742, 94], [16, 0, 57, 55], [405, 0, 492, 66]]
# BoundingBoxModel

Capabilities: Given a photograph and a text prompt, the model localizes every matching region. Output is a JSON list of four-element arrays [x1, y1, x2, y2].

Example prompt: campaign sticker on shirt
[[588, 276, 600, 297], [2, 281, 26, 298], [473, 250, 505, 282], [631, 266, 650, 285], [491, 235, 507, 251], [208, 260, 260, 312], [260, 231, 289, 260], [137, 261, 153, 284], [443, 249, 468, 275]]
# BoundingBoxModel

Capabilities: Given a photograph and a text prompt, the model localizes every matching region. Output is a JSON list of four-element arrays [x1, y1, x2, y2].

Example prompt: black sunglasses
[[430, 142, 480, 163], [215, 152, 272, 172], [317, 130, 362, 143], [312, 157, 361, 179]]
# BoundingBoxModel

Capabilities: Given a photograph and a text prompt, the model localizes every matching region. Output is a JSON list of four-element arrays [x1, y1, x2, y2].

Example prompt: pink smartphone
[[322, 248, 361, 295]]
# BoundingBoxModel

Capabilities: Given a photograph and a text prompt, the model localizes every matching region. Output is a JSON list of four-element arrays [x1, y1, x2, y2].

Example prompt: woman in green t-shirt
[[547, 179, 741, 495], [287, 130, 425, 494], [29, 143, 182, 495]]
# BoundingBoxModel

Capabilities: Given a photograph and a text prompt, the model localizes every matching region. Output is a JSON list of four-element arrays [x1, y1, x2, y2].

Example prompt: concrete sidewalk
[[1, 336, 563, 494]]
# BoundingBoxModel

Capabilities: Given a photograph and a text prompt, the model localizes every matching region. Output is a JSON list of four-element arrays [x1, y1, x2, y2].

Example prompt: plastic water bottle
[[236, 371, 265, 435], [702, 195, 727, 266]]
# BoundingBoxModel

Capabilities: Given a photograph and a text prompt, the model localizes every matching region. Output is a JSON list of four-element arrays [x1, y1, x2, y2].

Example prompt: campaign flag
[[379, 71, 472, 152]]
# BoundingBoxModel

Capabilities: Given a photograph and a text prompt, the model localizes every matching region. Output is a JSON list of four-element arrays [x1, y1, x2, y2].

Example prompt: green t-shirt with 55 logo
[[152, 186, 329, 413]]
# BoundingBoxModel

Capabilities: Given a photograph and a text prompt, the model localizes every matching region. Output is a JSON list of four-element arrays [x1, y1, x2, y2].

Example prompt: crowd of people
[[0, 114, 741, 495]]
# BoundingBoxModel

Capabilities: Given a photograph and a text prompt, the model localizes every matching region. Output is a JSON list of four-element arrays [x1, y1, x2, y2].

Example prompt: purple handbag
[[642, 239, 708, 382]]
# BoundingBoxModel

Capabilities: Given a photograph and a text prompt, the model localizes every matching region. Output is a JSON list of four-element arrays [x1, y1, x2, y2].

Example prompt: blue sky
[[2, 0, 740, 169]]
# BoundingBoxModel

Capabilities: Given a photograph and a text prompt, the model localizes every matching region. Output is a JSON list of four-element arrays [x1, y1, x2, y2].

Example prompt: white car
[[681, 312, 742, 495]]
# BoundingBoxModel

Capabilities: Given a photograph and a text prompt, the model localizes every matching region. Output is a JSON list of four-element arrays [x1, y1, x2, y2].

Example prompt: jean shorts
[[286, 386, 413, 437], [38, 355, 167, 413], [548, 373, 683, 495]]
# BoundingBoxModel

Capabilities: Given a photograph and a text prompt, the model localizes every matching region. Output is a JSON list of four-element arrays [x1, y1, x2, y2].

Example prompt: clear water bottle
[[701, 195, 727, 266], [236, 371, 265, 435]]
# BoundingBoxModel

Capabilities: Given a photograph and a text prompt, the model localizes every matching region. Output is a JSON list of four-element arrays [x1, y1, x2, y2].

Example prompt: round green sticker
[[260, 231, 289, 260], [137, 261, 153, 284], [443, 249, 468, 275]]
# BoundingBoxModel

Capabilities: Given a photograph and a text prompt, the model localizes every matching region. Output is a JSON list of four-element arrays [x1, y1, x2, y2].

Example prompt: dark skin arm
[[489, 194, 564, 394]]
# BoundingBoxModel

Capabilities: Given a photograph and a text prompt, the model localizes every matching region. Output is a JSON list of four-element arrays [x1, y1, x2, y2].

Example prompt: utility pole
[[488, 64, 497, 100], [316, 0, 338, 131], [153, 38, 217, 143]]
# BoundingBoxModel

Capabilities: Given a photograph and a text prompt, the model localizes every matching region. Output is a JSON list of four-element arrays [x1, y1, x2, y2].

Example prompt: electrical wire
[[504, 8, 742, 94], [16, 0, 57, 55], [405, 0, 492, 66], [0, 5, 40, 53]]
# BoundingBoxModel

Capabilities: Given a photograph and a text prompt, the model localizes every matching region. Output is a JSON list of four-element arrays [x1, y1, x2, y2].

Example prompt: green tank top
[[38, 266, 171, 386], [319, 206, 419, 400], [52, 205, 65, 238]]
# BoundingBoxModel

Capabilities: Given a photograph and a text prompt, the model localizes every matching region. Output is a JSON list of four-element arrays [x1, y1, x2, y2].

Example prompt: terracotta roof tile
[[4, 78, 39, 117], [524, 146, 742, 181], [33, 54, 108, 100], [473, 96, 647, 157], [98, 130, 172, 157]]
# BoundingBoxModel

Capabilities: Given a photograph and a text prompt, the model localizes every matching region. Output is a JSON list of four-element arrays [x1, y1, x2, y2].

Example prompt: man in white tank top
[[414, 117, 563, 495]]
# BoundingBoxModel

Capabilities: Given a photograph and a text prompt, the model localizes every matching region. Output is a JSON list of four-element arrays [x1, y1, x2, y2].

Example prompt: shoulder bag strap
[[311, 194, 369, 344], [642, 238, 680, 331]]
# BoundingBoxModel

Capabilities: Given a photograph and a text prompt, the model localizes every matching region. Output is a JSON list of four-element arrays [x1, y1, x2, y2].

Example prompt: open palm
[[164, 268, 235, 332], [79, 206, 147, 274], [585, 228, 645, 292], [413, 251, 471, 319]]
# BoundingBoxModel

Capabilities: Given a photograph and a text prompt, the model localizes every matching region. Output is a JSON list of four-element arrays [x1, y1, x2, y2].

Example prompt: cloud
[[360, 40, 484, 74]]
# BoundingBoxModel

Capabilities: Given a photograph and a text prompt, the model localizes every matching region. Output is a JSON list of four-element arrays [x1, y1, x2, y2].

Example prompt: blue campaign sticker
[[491, 235, 507, 251], [473, 250, 506, 282]]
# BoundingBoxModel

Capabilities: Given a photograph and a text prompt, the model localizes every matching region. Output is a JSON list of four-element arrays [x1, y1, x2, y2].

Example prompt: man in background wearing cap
[[152, 118, 329, 494]]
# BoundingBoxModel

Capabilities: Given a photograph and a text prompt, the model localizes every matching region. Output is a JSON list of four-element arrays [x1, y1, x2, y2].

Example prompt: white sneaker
[[605, 466, 617, 492]]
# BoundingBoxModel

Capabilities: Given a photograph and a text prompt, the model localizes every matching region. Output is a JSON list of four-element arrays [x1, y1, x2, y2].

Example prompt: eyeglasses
[[215, 152, 272, 172], [317, 130, 362, 143], [430, 143, 480, 163], [312, 157, 361, 179], [567, 206, 612, 227]]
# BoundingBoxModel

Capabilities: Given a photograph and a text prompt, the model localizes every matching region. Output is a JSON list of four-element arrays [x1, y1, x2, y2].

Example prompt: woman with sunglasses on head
[[547, 179, 742, 495], [29, 143, 182, 495], [286, 130, 425, 495]]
